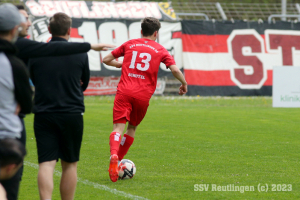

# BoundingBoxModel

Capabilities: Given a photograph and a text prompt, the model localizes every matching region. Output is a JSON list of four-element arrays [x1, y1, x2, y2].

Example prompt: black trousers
[[1, 117, 26, 200]]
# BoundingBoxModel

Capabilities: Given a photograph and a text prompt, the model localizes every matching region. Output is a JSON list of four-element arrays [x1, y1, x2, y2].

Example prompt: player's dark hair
[[49, 12, 72, 36], [15, 5, 25, 10], [141, 17, 161, 37], [0, 138, 26, 167]]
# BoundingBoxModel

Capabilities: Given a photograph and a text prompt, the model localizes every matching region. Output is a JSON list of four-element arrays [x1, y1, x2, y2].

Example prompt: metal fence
[[172, 2, 300, 21], [4, 0, 300, 21]]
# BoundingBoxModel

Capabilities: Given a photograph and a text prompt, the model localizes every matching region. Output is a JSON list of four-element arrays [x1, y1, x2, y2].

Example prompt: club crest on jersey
[[144, 41, 148, 43]]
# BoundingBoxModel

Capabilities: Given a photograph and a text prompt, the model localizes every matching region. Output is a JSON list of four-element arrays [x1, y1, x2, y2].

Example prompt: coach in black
[[14, 6, 113, 200], [29, 13, 90, 200], [15, 4, 113, 148]]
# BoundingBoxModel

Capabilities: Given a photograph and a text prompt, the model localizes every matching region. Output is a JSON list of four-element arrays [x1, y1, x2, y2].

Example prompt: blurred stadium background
[[1, 1, 299, 199], [3, 0, 300, 96], [4, 0, 300, 21]]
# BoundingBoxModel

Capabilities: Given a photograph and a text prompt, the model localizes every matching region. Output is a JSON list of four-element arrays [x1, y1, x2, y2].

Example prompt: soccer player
[[103, 17, 188, 182], [29, 13, 91, 200]]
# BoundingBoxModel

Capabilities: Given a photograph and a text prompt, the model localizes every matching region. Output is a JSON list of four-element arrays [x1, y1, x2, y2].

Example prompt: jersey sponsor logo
[[130, 43, 158, 53], [128, 73, 145, 79], [135, 44, 159, 53]]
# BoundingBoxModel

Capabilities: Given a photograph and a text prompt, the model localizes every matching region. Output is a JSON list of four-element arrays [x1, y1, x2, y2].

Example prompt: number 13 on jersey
[[129, 51, 152, 71]]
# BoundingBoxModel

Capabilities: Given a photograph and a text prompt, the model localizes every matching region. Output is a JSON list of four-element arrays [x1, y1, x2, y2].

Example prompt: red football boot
[[108, 154, 119, 182]]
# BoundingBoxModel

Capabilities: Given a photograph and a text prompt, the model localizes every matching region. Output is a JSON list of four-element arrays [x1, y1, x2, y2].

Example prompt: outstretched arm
[[15, 38, 115, 59], [91, 44, 116, 51], [103, 53, 122, 68], [169, 65, 188, 95], [16, 38, 90, 59]]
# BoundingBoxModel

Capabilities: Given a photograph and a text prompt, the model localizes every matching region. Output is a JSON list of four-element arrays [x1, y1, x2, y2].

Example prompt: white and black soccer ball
[[118, 159, 136, 180]]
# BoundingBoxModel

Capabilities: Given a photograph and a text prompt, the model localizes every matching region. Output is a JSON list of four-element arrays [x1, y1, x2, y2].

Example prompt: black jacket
[[29, 37, 90, 113], [0, 38, 32, 114], [15, 37, 91, 117]]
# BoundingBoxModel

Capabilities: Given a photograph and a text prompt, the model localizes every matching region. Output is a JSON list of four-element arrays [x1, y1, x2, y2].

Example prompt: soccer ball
[[118, 159, 136, 180]]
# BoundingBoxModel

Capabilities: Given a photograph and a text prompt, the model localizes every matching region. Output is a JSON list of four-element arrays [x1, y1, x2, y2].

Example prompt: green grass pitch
[[19, 96, 300, 199]]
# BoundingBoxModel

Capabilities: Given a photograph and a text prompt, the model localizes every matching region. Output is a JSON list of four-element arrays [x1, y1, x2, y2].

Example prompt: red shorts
[[113, 93, 149, 126]]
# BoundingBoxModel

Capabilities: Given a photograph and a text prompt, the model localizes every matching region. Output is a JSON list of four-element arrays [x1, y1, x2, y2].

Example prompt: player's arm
[[80, 55, 90, 91], [15, 38, 115, 59], [103, 53, 122, 68], [169, 65, 188, 95]]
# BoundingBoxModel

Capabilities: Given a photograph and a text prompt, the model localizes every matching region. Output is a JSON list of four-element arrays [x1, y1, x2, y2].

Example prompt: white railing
[[171, 2, 300, 21]]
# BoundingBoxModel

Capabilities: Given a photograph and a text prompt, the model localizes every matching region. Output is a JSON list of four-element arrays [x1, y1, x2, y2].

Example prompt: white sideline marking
[[151, 96, 272, 100], [24, 161, 149, 200]]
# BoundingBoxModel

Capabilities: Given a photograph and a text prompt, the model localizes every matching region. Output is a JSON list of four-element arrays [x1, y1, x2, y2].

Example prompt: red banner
[[84, 77, 119, 95], [83, 77, 166, 96], [181, 21, 300, 96]]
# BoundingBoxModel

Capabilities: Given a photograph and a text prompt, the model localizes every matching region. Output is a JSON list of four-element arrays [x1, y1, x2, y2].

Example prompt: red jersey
[[111, 38, 175, 101]]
